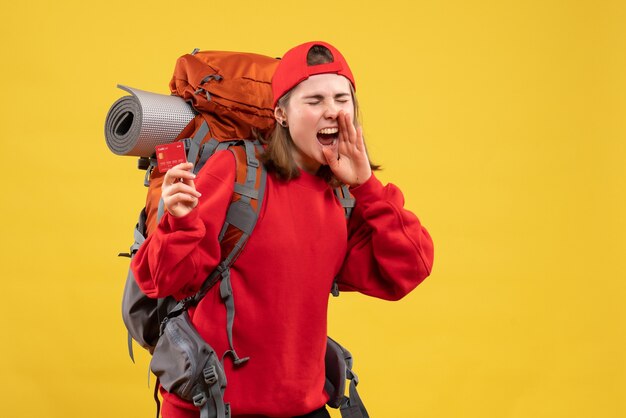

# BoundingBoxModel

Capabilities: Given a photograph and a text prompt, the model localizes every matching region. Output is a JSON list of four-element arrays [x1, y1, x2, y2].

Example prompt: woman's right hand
[[162, 162, 202, 217]]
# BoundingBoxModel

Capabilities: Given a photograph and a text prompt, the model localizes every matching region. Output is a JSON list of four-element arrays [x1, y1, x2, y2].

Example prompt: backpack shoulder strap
[[188, 139, 266, 300], [218, 140, 266, 261], [334, 184, 355, 220], [175, 139, 266, 366], [331, 185, 355, 297], [218, 140, 266, 365]]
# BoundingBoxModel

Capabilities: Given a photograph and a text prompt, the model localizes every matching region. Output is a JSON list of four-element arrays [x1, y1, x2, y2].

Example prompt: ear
[[274, 106, 287, 126]]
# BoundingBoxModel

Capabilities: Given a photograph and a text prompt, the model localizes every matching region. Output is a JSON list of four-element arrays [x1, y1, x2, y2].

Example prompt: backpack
[[108, 49, 369, 418]]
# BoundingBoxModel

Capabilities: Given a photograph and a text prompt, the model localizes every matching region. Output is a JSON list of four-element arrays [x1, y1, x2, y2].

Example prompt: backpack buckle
[[192, 393, 207, 407], [204, 365, 218, 385]]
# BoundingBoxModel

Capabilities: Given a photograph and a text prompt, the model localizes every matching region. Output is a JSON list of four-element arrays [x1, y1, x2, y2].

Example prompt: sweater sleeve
[[337, 174, 434, 300], [130, 150, 236, 300]]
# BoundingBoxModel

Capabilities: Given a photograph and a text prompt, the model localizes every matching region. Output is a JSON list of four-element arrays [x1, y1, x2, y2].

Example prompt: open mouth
[[317, 127, 339, 146]]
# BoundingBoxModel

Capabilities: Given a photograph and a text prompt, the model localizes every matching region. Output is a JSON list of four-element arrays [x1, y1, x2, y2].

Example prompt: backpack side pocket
[[151, 312, 229, 418]]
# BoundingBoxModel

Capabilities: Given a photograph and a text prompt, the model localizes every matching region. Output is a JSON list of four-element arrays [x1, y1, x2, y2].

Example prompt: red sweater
[[131, 150, 434, 417]]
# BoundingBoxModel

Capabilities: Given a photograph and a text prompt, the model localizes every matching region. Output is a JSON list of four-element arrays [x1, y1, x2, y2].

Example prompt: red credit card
[[156, 142, 187, 173]]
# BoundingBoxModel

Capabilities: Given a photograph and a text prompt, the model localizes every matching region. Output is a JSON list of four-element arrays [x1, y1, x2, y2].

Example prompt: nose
[[323, 102, 340, 119]]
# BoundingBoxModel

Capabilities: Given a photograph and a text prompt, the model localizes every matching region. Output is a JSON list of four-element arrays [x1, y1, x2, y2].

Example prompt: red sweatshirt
[[131, 150, 434, 417]]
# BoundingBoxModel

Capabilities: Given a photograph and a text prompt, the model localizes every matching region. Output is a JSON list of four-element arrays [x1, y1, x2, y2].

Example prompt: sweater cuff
[[165, 207, 201, 231], [349, 174, 385, 206]]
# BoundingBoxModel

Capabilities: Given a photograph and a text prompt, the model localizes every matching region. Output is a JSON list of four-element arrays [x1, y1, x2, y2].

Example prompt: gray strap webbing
[[243, 140, 259, 168], [340, 403, 364, 418], [223, 200, 257, 235], [255, 143, 268, 211], [334, 185, 355, 219], [206, 367, 228, 418], [199, 403, 209, 418], [219, 268, 249, 366], [215, 141, 232, 152], [188, 121, 210, 166], [171, 140, 266, 368], [195, 138, 220, 174], [131, 224, 145, 252], [195, 392, 226, 418], [196, 387, 227, 418], [157, 198, 165, 224], [221, 141, 262, 235], [331, 185, 354, 297], [339, 369, 369, 418], [216, 141, 266, 366], [233, 183, 259, 200], [348, 377, 369, 418], [218, 141, 264, 239]]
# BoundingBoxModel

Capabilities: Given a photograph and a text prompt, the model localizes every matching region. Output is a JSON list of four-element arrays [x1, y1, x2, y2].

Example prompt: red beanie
[[272, 41, 356, 107]]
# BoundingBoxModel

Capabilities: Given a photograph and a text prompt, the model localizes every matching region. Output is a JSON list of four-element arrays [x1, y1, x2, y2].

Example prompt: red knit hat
[[272, 41, 356, 107]]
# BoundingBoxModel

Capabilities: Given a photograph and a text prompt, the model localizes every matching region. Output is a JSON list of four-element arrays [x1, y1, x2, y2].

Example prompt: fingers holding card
[[158, 142, 201, 217]]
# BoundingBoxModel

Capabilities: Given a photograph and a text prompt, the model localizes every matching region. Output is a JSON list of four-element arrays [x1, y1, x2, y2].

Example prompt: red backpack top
[[144, 50, 279, 235], [170, 49, 279, 141]]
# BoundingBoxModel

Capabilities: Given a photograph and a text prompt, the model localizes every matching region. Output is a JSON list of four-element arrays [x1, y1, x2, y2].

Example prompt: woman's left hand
[[322, 111, 372, 187]]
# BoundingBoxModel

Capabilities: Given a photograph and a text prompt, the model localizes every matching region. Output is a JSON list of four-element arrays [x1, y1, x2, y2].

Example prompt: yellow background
[[1, 0, 624, 417]]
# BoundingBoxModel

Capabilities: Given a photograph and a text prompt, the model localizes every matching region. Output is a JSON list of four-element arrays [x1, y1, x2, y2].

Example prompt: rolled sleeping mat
[[104, 85, 196, 157]]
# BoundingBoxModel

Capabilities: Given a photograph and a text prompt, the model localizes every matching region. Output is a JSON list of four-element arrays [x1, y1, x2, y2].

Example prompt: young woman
[[132, 41, 434, 418]]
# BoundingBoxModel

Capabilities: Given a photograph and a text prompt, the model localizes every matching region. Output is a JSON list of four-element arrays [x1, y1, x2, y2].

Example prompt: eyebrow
[[302, 92, 351, 100]]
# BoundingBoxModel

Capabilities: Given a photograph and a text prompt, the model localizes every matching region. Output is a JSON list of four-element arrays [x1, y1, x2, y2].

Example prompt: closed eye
[[335, 93, 351, 103]]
